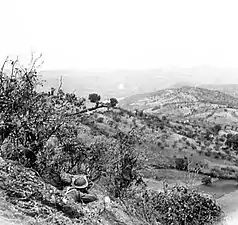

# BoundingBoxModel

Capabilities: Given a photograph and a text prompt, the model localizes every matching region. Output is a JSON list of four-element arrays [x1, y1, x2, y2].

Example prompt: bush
[[205, 151, 211, 157], [113, 115, 121, 122], [124, 185, 223, 225], [96, 117, 104, 123], [185, 140, 190, 146], [210, 167, 223, 178], [211, 124, 222, 134], [191, 143, 197, 150], [0, 56, 128, 187], [102, 128, 145, 198], [109, 98, 118, 107], [201, 176, 212, 185], [175, 157, 188, 171]]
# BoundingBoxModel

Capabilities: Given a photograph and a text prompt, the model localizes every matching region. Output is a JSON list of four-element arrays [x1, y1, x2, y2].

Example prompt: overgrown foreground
[[0, 57, 224, 224], [0, 156, 224, 225]]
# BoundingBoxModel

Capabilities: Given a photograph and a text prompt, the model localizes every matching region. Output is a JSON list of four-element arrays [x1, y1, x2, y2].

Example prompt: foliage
[[0, 57, 119, 184], [174, 157, 188, 171], [0, 56, 227, 225], [211, 124, 222, 135], [225, 133, 238, 152], [124, 185, 223, 225], [201, 176, 212, 185], [109, 97, 118, 107], [0, 57, 85, 159], [102, 128, 145, 198], [88, 93, 101, 104], [96, 117, 104, 123]]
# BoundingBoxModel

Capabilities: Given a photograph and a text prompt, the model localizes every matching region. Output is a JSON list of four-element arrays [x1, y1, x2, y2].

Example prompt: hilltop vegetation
[[120, 86, 238, 110], [1, 57, 235, 224], [119, 86, 238, 123], [200, 84, 238, 98]]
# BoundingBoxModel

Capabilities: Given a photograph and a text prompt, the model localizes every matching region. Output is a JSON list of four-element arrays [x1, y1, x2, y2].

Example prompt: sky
[[1, 0, 238, 70]]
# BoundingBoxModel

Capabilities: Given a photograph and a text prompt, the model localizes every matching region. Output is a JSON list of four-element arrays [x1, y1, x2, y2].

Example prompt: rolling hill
[[119, 86, 238, 121], [2, 87, 238, 224], [3, 66, 238, 224], [199, 84, 238, 98]]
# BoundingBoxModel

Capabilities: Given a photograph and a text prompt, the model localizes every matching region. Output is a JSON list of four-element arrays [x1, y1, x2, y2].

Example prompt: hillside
[[199, 84, 238, 98], [3, 60, 238, 225], [0, 106, 233, 224], [2, 101, 235, 224], [172, 83, 238, 99], [119, 86, 238, 119]]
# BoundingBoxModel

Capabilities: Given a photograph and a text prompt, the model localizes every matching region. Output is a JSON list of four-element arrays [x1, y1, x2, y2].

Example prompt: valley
[[2, 65, 238, 224], [118, 85, 238, 224]]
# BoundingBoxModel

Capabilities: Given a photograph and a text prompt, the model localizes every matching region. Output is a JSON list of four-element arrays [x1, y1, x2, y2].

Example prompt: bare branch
[[35, 60, 44, 70], [57, 76, 63, 93], [30, 53, 43, 72], [30, 51, 34, 66], [10, 56, 19, 78], [65, 103, 108, 117], [0, 56, 9, 75]]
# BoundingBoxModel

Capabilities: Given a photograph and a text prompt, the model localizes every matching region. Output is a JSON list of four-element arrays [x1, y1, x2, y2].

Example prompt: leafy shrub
[[124, 185, 223, 225], [211, 124, 222, 135], [204, 150, 211, 157], [0, 57, 122, 186], [157, 141, 162, 147], [88, 93, 101, 104], [201, 176, 212, 185], [182, 137, 187, 142], [164, 143, 170, 147], [96, 117, 104, 123], [109, 97, 118, 107], [191, 143, 197, 150], [197, 149, 202, 155], [210, 167, 223, 178], [112, 114, 121, 122], [196, 140, 201, 145], [102, 128, 145, 198], [225, 133, 238, 153], [174, 157, 188, 171], [185, 140, 190, 146]]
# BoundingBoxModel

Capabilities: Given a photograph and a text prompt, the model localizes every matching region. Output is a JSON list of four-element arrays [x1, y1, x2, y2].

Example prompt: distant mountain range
[[38, 65, 238, 100]]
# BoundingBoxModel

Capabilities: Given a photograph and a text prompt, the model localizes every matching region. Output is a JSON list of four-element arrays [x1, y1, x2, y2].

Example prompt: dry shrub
[[123, 185, 223, 225]]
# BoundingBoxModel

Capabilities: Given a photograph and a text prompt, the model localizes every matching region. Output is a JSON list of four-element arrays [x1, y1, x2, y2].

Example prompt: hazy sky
[[1, 0, 238, 70]]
